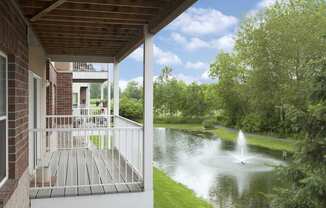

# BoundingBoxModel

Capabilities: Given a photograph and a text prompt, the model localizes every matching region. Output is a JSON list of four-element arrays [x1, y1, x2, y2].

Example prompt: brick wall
[[46, 62, 57, 116], [0, 0, 29, 207], [56, 72, 72, 115]]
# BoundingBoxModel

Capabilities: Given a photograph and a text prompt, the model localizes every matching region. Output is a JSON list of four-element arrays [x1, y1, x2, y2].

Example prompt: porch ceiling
[[18, 0, 197, 62]]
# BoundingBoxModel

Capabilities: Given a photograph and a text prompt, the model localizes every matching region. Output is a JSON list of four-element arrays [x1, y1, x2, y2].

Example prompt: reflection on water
[[154, 128, 286, 208]]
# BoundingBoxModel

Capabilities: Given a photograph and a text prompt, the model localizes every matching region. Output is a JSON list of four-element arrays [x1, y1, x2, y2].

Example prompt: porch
[[29, 115, 144, 199]]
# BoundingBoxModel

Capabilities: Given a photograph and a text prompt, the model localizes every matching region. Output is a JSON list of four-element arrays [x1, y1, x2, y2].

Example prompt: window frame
[[0, 50, 8, 188]]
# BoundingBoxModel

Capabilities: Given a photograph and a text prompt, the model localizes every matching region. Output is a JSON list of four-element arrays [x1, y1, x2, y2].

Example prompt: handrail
[[115, 115, 143, 127], [46, 115, 113, 118]]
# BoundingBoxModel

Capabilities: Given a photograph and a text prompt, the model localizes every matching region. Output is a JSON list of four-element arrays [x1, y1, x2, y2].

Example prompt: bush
[[202, 119, 215, 129], [215, 110, 229, 126], [240, 113, 263, 133], [119, 97, 143, 120]]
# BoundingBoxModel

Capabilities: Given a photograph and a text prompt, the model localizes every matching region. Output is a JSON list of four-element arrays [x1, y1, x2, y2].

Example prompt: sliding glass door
[[0, 51, 8, 187]]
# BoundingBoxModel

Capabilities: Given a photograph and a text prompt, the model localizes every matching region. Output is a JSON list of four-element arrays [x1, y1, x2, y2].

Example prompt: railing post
[[143, 25, 154, 193]]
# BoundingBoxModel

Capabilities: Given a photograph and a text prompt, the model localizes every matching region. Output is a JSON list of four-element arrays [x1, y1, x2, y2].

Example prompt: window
[[72, 93, 78, 108], [0, 51, 8, 187]]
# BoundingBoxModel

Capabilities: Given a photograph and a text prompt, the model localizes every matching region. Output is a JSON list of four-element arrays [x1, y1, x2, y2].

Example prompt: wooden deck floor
[[30, 149, 143, 199]]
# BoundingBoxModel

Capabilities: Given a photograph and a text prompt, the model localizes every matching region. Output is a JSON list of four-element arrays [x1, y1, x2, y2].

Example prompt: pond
[[154, 128, 286, 208]]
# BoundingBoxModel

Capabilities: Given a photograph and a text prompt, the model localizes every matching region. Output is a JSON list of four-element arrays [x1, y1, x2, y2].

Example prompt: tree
[[209, 52, 248, 126], [271, 58, 326, 208], [122, 81, 143, 101]]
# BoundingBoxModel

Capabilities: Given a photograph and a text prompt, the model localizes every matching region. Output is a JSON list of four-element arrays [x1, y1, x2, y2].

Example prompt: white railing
[[114, 116, 143, 179], [73, 62, 108, 72], [29, 115, 144, 197], [46, 115, 113, 129], [72, 107, 108, 116]]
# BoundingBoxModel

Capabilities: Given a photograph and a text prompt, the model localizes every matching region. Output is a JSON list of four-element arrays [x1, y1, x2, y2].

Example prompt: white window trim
[[0, 50, 8, 188]]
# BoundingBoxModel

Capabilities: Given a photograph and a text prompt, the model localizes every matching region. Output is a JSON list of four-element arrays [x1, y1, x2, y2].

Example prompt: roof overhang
[[18, 0, 197, 63]]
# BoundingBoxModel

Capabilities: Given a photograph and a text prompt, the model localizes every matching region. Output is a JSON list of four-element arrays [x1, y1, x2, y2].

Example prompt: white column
[[107, 64, 111, 124], [113, 61, 120, 116], [143, 25, 154, 193], [100, 83, 105, 100]]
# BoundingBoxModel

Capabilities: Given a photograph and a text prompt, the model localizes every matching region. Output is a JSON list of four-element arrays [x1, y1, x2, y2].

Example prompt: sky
[[107, 0, 277, 90]]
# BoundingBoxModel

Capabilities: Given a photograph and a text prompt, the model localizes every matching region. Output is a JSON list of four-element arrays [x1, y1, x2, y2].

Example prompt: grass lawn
[[154, 167, 212, 208], [155, 123, 295, 153]]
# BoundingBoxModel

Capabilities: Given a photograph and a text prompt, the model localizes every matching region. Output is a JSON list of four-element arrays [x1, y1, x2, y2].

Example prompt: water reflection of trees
[[209, 172, 278, 208]]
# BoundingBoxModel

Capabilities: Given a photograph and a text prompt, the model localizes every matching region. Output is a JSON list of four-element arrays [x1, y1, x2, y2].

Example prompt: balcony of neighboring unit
[[29, 114, 144, 199], [72, 62, 108, 83]]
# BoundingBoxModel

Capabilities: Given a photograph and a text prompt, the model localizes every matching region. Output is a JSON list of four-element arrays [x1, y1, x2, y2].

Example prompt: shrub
[[119, 97, 143, 120], [240, 113, 263, 133], [202, 119, 215, 129]]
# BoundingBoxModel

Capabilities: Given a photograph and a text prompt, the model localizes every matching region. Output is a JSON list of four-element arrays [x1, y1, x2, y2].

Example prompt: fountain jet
[[235, 130, 248, 164]]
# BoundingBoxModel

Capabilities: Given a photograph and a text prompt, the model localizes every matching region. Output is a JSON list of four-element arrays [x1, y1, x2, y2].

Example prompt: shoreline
[[155, 123, 295, 154]]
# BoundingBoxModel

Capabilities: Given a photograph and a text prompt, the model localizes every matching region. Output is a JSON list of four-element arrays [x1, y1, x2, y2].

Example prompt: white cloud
[[171, 33, 209, 51], [187, 38, 210, 50], [129, 45, 182, 66], [119, 80, 129, 91], [154, 44, 182, 65], [201, 70, 210, 80], [185, 61, 209, 71], [247, 0, 278, 17], [119, 76, 143, 91], [171, 32, 187, 45], [175, 73, 200, 84], [211, 34, 236, 52], [170, 7, 238, 36], [258, 0, 277, 9], [171, 33, 235, 52]]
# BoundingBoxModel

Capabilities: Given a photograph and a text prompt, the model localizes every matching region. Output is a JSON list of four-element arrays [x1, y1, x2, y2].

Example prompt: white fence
[[29, 115, 143, 197], [114, 116, 143, 178], [72, 107, 108, 116]]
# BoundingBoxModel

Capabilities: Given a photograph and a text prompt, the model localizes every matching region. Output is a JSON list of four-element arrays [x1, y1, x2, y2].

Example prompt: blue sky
[[116, 0, 276, 89]]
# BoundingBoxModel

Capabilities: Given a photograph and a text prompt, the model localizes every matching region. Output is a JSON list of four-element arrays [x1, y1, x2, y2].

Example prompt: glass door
[[0, 51, 8, 187]]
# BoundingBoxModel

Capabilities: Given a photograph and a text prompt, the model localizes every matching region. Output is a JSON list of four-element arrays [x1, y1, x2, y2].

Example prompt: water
[[154, 128, 286, 208]]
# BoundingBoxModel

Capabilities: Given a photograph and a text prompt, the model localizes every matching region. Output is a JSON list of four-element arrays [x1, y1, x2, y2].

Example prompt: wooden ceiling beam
[[33, 28, 139, 37], [46, 50, 117, 56], [37, 33, 132, 41], [66, 0, 168, 9], [34, 30, 136, 39], [30, 0, 67, 22], [31, 21, 142, 31], [45, 47, 121, 51], [39, 39, 125, 45], [40, 16, 147, 26], [47, 47, 118, 51], [19, 0, 168, 9], [42, 42, 123, 47], [22, 2, 157, 16], [44, 10, 150, 22]]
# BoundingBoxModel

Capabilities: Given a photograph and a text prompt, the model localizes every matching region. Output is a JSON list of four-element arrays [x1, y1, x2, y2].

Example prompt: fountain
[[233, 130, 250, 164]]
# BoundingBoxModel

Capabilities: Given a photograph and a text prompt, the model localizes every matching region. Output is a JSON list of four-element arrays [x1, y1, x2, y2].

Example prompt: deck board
[[65, 150, 78, 196], [30, 148, 143, 199], [51, 150, 68, 197], [84, 150, 105, 195], [76, 150, 91, 196]]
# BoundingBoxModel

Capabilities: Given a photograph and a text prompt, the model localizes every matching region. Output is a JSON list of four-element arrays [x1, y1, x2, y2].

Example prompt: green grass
[[154, 167, 212, 208], [155, 123, 295, 153]]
